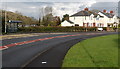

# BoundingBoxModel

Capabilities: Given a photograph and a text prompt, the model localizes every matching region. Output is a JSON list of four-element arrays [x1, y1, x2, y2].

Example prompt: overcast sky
[[0, 0, 119, 19], [1, 0, 119, 2]]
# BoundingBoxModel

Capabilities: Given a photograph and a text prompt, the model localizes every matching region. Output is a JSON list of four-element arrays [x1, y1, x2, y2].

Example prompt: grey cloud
[[1, 0, 119, 2], [0, 2, 119, 19], [90, 2, 118, 15]]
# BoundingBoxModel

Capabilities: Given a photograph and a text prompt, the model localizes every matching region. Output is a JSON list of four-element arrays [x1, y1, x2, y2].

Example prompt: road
[[2, 32, 118, 69]]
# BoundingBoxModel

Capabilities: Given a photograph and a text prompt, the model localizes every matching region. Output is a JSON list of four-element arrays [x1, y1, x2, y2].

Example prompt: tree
[[54, 16, 61, 26], [62, 14, 69, 22], [1, 10, 39, 28], [44, 6, 52, 15], [40, 6, 53, 26], [38, 7, 44, 26], [42, 13, 53, 26], [38, 17, 41, 26], [15, 11, 22, 15]]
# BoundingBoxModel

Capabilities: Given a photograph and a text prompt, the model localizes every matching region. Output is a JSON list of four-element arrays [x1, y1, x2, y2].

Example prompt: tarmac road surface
[[2, 32, 118, 69]]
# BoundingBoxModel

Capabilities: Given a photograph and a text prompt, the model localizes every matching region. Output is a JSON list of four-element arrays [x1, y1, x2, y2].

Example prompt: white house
[[61, 8, 119, 27], [97, 10, 119, 27], [61, 20, 74, 26]]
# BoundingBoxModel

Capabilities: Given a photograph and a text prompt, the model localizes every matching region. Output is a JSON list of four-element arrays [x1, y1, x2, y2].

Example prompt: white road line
[[42, 61, 47, 64]]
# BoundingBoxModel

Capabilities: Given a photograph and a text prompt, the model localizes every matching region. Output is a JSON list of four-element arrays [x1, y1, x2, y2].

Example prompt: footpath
[[0, 33, 67, 40]]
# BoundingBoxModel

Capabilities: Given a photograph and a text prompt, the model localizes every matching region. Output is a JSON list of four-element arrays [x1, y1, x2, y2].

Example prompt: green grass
[[62, 34, 119, 67]]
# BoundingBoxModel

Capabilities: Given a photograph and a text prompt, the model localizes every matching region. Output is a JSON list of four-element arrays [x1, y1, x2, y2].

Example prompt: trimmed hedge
[[118, 28, 120, 32], [102, 27, 107, 31], [18, 26, 97, 33]]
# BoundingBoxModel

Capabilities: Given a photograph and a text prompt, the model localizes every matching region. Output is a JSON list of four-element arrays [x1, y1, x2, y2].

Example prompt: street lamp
[[5, 10, 7, 33], [3, 1, 7, 33]]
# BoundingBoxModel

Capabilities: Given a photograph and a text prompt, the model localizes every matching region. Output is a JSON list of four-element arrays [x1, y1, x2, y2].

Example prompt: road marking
[[42, 61, 47, 64], [0, 46, 8, 50], [21, 46, 53, 67], [0, 33, 103, 50]]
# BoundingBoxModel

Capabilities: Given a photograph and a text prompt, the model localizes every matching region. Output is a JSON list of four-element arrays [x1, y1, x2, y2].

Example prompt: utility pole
[[5, 10, 7, 33], [4, 1, 7, 33]]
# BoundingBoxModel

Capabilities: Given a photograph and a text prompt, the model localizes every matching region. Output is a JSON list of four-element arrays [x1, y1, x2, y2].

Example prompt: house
[[61, 8, 119, 27], [61, 20, 74, 26], [97, 10, 119, 27]]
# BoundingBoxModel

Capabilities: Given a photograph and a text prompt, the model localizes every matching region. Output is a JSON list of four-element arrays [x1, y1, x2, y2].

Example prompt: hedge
[[18, 26, 97, 33]]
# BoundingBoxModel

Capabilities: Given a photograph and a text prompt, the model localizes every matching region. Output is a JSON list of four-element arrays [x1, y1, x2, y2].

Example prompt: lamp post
[[3, 1, 7, 33], [5, 10, 7, 33]]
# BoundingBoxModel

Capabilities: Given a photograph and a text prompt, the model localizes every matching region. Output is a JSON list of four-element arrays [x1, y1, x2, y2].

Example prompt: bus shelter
[[7, 20, 22, 33]]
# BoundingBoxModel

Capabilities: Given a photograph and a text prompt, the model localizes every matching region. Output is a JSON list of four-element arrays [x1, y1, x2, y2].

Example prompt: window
[[97, 23, 103, 27], [91, 17, 93, 20], [74, 17, 75, 20], [89, 16, 90, 20], [83, 23, 87, 27], [87, 23, 89, 27], [97, 24, 99, 27], [85, 16, 86, 20], [96, 18, 99, 20], [93, 23, 96, 27], [91, 23, 93, 27]]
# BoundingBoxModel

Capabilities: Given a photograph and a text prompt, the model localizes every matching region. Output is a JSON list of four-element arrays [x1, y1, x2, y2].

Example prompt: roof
[[71, 10, 95, 17], [100, 12, 115, 18], [70, 10, 114, 18], [8, 20, 22, 23], [93, 14, 104, 18]]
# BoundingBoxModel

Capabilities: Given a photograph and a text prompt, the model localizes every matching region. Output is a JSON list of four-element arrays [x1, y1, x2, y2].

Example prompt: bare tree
[[38, 7, 45, 26], [39, 6, 53, 26], [44, 6, 52, 16]]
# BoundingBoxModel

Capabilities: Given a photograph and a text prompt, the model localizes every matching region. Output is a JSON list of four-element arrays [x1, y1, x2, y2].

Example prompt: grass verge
[[62, 34, 119, 67]]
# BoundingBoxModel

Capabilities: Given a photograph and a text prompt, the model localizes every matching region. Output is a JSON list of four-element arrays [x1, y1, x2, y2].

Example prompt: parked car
[[97, 27, 103, 31]]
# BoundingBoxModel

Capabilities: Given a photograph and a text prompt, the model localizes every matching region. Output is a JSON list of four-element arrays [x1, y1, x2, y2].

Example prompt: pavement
[[1, 32, 118, 69], [0, 33, 68, 40]]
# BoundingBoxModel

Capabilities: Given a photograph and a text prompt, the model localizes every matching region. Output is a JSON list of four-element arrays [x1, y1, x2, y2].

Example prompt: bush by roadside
[[18, 26, 97, 33], [102, 27, 107, 31], [118, 27, 120, 32]]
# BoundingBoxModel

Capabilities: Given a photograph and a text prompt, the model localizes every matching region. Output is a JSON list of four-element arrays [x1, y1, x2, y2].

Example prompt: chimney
[[103, 10, 106, 13], [110, 11, 113, 14], [84, 8, 89, 11]]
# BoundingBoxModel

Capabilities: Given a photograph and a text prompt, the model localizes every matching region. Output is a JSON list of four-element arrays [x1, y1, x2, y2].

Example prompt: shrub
[[103, 27, 107, 31], [18, 26, 97, 33]]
